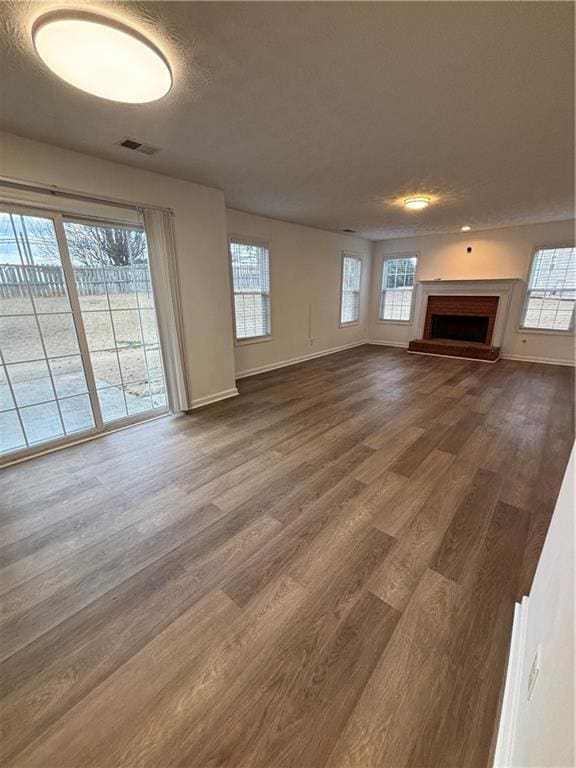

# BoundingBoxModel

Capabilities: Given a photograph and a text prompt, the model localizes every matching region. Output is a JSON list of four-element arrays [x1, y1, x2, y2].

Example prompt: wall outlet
[[527, 645, 541, 701]]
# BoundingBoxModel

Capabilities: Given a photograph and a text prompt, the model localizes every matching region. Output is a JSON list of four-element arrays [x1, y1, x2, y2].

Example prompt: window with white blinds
[[229, 239, 271, 341], [521, 247, 575, 331], [340, 254, 363, 325], [379, 256, 417, 322]]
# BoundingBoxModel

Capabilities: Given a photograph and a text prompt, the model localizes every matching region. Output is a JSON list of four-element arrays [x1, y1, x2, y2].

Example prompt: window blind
[[521, 247, 575, 331], [230, 240, 271, 340], [340, 255, 362, 325], [380, 256, 417, 321]]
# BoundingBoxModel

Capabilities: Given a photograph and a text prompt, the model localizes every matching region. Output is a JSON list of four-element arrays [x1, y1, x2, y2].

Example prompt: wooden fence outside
[[0, 263, 152, 299]]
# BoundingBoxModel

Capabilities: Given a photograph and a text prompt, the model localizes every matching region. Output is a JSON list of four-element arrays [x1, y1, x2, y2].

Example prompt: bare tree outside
[[9, 217, 147, 267], [64, 222, 148, 267]]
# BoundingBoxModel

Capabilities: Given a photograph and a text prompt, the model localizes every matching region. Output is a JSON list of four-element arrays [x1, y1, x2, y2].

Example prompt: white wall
[[495, 449, 575, 768], [2, 133, 573, 403], [226, 209, 372, 376], [369, 220, 576, 365], [0, 132, 237, 406]]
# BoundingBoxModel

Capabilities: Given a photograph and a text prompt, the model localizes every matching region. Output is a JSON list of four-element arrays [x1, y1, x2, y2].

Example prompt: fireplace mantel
[[417, 278, 518, 284], [413, 278, 519, 349]]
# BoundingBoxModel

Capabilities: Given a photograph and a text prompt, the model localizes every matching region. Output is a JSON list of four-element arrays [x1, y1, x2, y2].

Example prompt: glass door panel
[[0, 210, 96, 458], [63, 219, 167, 424]]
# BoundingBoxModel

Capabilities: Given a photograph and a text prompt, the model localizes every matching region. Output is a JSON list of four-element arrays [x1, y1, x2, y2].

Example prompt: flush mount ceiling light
[[32, 10, 172, 103], [461, 225, 472, 232], [403, 197, 430, 211]]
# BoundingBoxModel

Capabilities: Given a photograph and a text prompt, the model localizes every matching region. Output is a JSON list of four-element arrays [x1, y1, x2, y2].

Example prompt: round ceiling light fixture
[[32, 10, 172, 103], [403, 197, 430, 211], [461, 225, 472, 232]]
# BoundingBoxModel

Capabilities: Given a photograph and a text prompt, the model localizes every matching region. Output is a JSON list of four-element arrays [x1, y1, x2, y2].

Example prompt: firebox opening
[[431, 314, 490, 344]]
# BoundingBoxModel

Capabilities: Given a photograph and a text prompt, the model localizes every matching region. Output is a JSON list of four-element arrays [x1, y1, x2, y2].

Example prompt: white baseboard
[[367, 339, 409, 348], [370, 342, 574, 367], [189, 387, 239, 409], [407, 350, 499, 363], [501, 353, 575, 367], [493, 596, 530, 767], [235, 340, 367, 379]]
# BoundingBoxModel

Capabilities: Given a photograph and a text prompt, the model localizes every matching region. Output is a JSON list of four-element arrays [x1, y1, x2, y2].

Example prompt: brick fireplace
[[409, 294, 501, 361]]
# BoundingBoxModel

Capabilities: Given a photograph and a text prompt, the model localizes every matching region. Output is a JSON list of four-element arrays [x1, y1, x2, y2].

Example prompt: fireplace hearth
[[408, 294, 501, 361]]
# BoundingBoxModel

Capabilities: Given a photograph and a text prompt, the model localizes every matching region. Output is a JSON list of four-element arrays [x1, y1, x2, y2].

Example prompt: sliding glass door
[[0, 204, 167, 462], [64, 218, 166, 423], [0, 209, 96, 455]]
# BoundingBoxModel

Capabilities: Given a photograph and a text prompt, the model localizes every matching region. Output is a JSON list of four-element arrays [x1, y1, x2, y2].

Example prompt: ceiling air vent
[[117, 137, 162, 155], [342, 228, 356, 233]]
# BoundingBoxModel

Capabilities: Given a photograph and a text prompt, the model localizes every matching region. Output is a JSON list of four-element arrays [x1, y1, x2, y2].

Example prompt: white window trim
[[339, 251, 363, 328], [377, 252, 419, 325], [518, 244, 576, 335], [228, 234, 273, 346]]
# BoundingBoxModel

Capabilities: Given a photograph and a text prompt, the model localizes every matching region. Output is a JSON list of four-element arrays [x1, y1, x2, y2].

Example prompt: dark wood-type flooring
[[1, 346, 574, 767]]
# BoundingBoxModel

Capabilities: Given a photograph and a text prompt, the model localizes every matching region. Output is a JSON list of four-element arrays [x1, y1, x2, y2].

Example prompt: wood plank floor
[[0, 346, 573, 768]]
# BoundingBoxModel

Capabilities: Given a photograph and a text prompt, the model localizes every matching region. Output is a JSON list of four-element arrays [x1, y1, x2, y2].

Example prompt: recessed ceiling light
[[461, 225, 471, 232], [32, 11, 172, 103], [403, 197, 430, 211]]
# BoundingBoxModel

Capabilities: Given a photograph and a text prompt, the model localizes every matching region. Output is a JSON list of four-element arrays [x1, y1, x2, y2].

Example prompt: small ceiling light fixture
[[403, 197, 430, 211], [32, 10, 172, 103], [461, 225, 472, 232]]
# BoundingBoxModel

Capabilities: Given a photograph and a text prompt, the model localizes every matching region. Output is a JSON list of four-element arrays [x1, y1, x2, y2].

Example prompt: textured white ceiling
[[0, 1, 574, 239]]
